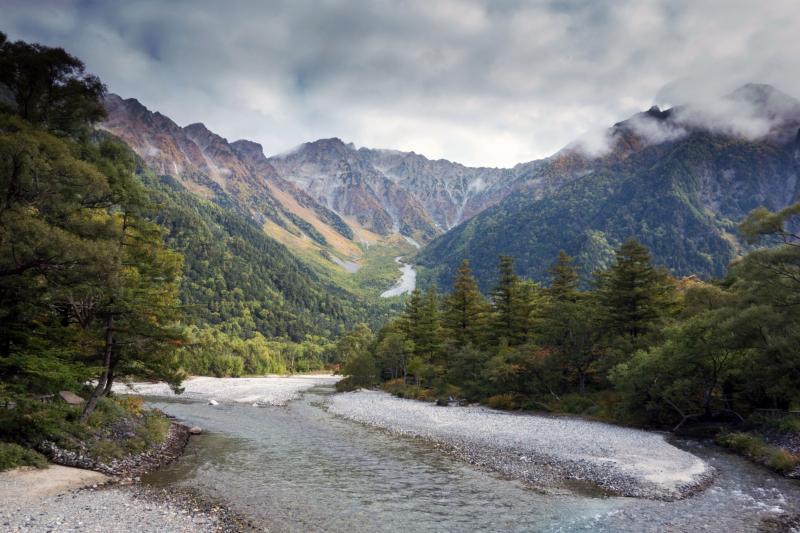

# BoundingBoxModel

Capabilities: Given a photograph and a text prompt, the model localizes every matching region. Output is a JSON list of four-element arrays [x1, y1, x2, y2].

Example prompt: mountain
[[417, 84, 800, 289], [102, 94, 529, 277], [102, 94, 371, 272]]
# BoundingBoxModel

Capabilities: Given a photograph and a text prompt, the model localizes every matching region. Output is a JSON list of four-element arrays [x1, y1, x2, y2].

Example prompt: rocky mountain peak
[[230, 139, 265, 162]]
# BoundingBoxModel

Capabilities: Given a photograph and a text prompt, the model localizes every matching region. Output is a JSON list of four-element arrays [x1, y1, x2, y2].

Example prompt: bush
[[768, 449, 799, 473], [557, 393, 596, 415], [487, 394, 518, 410], [0, 442, 48, 471], [717, 432, 799, 474]]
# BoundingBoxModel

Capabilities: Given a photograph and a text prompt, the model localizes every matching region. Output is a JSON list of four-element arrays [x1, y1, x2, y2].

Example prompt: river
[[143, 386, 800, 532], [380, 257, 416, 297]]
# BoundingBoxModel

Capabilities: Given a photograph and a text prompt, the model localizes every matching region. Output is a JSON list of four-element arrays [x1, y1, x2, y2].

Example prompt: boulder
[[188, 426, 203, 435], [58, 391, 84, 405], [208, 399, 219, 406]]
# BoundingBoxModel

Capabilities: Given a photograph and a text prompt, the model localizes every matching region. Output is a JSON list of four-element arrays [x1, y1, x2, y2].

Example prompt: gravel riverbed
[[1, 483, 243, 532], [113, 375, 340, 406], [327, 390, 714, 500]]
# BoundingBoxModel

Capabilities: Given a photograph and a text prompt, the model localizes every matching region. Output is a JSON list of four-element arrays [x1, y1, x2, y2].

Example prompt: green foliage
[[717, 432, 799, 474], [0, 442, 48, 471], [0, 33, 106, 137], [140, 171, 367, 340], [336, 324, 378, 391], [442, 260, 488, 348], [418, 131, 795, 291]]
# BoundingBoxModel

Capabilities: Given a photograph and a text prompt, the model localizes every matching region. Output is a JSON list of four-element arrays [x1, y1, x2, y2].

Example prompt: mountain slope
[[102, 95, 371, 273], [417, 84, 800, 289]]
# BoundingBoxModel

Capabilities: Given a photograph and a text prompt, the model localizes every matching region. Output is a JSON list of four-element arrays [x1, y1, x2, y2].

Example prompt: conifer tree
[[443, 260, 488, 348], [549, 250, 579, 302], [595, 238, 675, 354], [489, 256, 527, 345]]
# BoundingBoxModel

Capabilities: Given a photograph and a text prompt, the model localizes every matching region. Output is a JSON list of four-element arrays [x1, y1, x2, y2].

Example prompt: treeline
[[176, 327, 336, 377], [0, 33, 184, 420], [339, 209, 800, 428]]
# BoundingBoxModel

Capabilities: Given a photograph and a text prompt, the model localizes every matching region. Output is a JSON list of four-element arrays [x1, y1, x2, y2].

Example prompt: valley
[[2, 22, 800, 533]]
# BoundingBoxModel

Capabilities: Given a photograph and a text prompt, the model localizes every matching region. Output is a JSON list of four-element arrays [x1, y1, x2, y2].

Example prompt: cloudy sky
[[5, 0, 799, 166]]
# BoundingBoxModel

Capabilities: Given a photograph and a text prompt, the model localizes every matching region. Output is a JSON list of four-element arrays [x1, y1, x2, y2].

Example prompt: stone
[[208, 399, 219, 406], [188, 426, 203, 435], [58, 391, 84, 405]]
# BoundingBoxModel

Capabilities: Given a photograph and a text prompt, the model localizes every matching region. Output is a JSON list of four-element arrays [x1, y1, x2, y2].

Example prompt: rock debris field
[[327, 390, 714, 500], [113, 374, 340, 406]]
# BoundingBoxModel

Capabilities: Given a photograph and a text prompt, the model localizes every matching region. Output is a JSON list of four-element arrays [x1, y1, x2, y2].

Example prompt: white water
[[380, 256, 417, 297]]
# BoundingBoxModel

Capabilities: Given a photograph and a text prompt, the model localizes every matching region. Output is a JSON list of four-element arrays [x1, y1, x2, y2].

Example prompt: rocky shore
[[113, 375, 340, 406], [2, 420, 253, 531], [328, 390, 715, 500], [39, 421, 190, 478], [0, 473, 249, 532]]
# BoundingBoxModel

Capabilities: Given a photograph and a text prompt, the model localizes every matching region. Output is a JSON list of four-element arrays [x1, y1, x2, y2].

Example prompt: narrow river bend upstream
[[144, 386, 800, 532]]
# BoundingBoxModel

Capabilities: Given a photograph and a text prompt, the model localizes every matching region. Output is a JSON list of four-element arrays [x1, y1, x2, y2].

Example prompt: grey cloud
[[3, 0, 799, 166]]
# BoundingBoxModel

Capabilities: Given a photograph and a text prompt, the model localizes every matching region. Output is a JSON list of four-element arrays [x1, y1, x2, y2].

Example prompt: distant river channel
[[380, 257, 416, 297]]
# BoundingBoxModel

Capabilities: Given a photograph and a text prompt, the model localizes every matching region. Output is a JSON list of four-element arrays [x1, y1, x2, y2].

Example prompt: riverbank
[[0, 465, 245, 532], [113, 374, 340, 405], [328, 390, 714, 500]]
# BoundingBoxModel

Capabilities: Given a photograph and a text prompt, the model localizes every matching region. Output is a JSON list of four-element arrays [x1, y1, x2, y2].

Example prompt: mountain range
[[102, 84, 800, 292]]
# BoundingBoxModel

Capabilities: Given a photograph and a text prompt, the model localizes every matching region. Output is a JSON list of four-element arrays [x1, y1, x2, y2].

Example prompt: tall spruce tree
[[443, 260, 487, 348], [549, 250, 579, 302], [595, 238, 675, 355], [490, 256, 527, 345]]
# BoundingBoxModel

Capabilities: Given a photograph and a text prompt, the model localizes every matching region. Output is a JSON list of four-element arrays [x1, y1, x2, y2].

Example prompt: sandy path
[[0, 465, 109, 507]]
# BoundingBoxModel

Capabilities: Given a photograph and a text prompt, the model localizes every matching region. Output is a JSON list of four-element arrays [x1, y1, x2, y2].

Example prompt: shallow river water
[[144, 386, 800, 532]]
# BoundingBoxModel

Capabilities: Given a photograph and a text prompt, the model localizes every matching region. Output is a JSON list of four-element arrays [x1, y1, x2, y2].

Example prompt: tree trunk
[[80, 311, 113, 422], [102, 355, 118, 397]]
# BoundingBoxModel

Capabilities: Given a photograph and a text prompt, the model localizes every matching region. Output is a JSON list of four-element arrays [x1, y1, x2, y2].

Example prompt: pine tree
[[443, 260, 488, 348], [595, 238, 675, 354], [489, 256, 527, 345], [549, 250, 579, 302]]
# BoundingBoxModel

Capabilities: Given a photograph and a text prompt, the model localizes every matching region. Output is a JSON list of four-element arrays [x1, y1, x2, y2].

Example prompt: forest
[[0, 33, 353, 433], [339, 213, 800, 446]]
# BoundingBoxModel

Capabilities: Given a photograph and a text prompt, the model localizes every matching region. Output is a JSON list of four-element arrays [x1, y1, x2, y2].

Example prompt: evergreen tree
[[443, 260, 487, 348], [595, 239, 675, 355], [401, 287, 443, 365], [489, 256, 527, 345], [549, 250, 579, 302]]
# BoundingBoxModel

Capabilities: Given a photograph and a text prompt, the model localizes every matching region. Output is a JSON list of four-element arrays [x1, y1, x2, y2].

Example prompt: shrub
[[487, 394, 518, 410], [0, 442, 48, 471], [768, 449, 799, 473], [717, 432, 799, 474], [557, 393, 596, 415], [118, 395, 145, 417]]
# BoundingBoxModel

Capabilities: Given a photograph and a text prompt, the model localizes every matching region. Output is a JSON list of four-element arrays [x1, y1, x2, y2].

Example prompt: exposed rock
[[188, 426, 203, 435], [58, 391, 84, 405]]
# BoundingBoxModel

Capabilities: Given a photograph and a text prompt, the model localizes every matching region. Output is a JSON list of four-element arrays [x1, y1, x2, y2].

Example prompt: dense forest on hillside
[[339, 209, 800, 468], [418, 126, 800, 291]]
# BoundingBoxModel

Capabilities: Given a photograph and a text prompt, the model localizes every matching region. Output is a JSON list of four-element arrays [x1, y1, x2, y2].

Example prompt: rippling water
[[144, 387, 800, 532]]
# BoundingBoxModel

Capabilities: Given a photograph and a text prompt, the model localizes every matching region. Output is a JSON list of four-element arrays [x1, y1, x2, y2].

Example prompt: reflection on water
[[144, 387, 800, 532]]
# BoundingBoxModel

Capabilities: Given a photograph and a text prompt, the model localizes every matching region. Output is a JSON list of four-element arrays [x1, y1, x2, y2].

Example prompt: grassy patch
[[380, 379, 437, 401], [0, 442, 48, 471], [717, 432, 800, 474], [0, 394, 171, 465]]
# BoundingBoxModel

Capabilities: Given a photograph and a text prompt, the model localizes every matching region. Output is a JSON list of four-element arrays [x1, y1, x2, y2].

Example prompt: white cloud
[[3, 0, 799, 166]]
